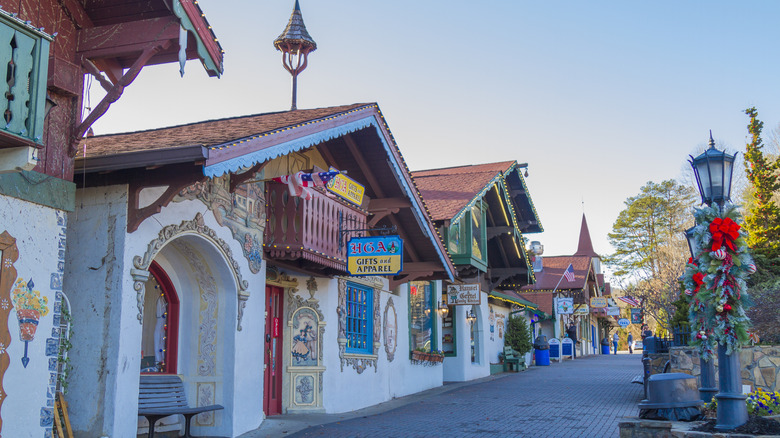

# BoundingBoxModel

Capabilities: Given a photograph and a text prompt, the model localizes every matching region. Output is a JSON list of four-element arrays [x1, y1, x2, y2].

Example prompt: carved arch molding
[[131, 213, 250, 331]]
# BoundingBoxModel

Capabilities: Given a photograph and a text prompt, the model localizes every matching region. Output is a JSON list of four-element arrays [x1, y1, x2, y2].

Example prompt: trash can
[[534, 335, 550, 366], [644, 336, 657, 354], [600, 337, 610, 355]]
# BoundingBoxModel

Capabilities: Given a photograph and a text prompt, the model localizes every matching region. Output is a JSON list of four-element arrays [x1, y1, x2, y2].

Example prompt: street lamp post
[[687, 133, 747, 431], [684, 226, 717, 404]]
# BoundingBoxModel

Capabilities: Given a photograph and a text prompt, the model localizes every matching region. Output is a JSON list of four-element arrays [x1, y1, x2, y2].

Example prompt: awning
[[489, 290, 538, 310]]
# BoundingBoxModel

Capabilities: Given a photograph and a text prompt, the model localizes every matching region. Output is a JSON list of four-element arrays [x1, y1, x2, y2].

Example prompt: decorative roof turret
[[274, 0, 317, 110]]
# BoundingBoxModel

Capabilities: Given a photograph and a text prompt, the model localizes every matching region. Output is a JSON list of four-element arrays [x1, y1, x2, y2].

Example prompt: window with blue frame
[[345, 282, 373, 354], [409, 281, 436, 352]]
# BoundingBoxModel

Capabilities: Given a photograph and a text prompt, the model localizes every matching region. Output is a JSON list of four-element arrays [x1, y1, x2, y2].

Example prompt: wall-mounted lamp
[[466, 309, 477, 323], [437, 301, 449, 317]]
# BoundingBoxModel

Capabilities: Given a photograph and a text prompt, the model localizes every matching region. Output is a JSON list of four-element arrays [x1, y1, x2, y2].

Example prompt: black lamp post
[[687, 133, 747, 431], [688, 132, 737, 208], [684, 225, 718, 404]]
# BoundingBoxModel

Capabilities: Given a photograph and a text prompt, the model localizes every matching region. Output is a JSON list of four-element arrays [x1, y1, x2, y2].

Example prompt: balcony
[[264, 182, 367, 273]]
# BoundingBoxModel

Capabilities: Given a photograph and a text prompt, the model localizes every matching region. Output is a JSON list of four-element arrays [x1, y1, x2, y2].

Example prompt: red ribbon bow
[[709, 217, 740, 252], [692, 272, 705, 293]]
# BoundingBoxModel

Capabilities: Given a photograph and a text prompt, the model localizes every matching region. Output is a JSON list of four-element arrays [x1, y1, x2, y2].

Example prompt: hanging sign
[[347, 235, 403, 276], [607, 306, 621, 316], [446, 284, 481, 305], [327, 173, 365, 206], [573, 305, 590, 315], [630, 308, 643, 324], [590, 297, 607, 308], [618, 318, 630, 328], [555, 297, 573, 314], [272, 317, 281, 338]]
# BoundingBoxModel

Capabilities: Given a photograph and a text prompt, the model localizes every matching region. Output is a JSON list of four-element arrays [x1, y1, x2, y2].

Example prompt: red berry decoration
[[723, 303, 732, 312]]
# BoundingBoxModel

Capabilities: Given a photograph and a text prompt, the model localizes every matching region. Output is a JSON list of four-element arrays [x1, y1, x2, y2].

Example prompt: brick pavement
[[282, 353, 644, 438]]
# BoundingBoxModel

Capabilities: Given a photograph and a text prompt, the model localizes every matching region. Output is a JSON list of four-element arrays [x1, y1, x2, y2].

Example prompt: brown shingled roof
[[411, 161, 515, 221], [521, 255, 591, 291], [81, 103, 370, 157], [518, 291, 554, 315]]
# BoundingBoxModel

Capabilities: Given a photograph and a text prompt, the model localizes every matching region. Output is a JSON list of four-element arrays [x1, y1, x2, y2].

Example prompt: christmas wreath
[[683, 203, 754, 360]]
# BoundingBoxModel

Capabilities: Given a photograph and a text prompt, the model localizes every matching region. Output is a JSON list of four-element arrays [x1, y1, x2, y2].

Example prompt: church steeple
[[574, 214, 597, 257]]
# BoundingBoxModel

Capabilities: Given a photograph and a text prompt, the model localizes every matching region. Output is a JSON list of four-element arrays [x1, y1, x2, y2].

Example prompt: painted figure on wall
[[291, 308, 318, 366]]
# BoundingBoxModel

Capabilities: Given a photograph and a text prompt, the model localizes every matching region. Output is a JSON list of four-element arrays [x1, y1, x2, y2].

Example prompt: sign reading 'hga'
[[327, 173, 365, 206], [347, 236, 403, 276]]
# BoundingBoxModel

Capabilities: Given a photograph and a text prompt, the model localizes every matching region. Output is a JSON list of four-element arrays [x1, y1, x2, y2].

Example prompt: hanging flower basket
[[410, 350, 444, 366]]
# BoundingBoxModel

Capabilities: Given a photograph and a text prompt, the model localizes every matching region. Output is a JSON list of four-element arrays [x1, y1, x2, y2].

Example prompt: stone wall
[[653, 345, 780, 393]]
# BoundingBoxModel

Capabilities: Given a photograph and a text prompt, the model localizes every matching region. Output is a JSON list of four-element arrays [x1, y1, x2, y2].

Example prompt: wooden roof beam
[[70, 41, 172, 157], [368, 197, 411, 211], [77, 17, 180, 60], [343, 133, 386, 198]]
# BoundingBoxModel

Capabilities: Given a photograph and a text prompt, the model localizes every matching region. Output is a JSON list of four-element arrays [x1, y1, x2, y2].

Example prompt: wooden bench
[[138, 375, 224, 438], [503, 346, 521, 372]]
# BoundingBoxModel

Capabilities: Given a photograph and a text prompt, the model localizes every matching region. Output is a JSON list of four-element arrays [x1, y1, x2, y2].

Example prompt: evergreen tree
[[606, 180, 697, 331], [505, 315, 533, 355], [743, 107, 780, 259]]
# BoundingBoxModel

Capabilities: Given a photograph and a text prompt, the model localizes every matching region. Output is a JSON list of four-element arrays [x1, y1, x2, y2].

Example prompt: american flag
[[563, 263, 575, 282], [617, 296, 641, 307]]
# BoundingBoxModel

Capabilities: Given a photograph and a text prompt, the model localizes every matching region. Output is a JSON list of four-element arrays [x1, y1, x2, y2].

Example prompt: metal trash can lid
[[638, 373, 703, 409]]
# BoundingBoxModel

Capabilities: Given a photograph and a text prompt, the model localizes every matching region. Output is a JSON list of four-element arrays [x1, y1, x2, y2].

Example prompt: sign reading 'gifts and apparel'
[[446, 284, 481, 305], [327, 172, 365, 206], [347, 236, 403, 276], [590, 297, 608, 308]]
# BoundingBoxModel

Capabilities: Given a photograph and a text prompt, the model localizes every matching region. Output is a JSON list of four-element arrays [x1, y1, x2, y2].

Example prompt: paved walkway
[[241, 352, 644, 438]]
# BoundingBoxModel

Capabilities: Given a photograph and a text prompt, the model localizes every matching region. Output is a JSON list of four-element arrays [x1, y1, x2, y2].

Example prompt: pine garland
[[684, 203, 754, 360]]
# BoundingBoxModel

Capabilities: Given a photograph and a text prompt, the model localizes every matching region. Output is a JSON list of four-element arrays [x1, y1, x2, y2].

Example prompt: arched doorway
[[140, 261, 179, 373]]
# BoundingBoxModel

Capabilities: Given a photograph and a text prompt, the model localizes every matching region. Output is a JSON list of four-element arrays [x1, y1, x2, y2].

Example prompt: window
[[345, 282, 373, 354], [470, 305, 480, 364], [0, 16, 51, 145], [409, 281, 436, 352], [471, 202, 485, 261], [447, 220, 462, 255], [140, 262, 179, 373]]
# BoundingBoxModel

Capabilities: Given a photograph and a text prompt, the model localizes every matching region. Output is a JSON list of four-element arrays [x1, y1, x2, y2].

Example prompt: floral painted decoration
[[684, 203, 754, 361], [11, 278, 49, 316]]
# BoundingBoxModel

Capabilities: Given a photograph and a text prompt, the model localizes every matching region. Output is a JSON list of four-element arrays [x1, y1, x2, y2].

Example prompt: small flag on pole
[[563, 263, 575, 282], [617, 296, 641, 307]]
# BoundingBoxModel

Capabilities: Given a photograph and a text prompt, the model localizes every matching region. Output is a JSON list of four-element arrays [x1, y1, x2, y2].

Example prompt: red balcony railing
[[264, 182, 367, 271]]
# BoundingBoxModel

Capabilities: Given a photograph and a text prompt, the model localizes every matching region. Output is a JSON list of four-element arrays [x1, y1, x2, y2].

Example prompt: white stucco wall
[[0, 194, 67, 438], [280, 274, 446, 414], [65, 186, 265, 438], [442, 295, 490, 382]]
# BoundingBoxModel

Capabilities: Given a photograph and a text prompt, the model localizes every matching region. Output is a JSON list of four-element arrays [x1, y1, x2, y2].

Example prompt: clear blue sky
[[88, 1, 780, 277]]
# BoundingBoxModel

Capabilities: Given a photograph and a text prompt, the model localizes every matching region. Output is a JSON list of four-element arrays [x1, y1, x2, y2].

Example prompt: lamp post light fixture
[[274, 0, 317, 111], [687, 133, 747, 431], [688, 132, 738, 209], [437, 301, 449, 317]]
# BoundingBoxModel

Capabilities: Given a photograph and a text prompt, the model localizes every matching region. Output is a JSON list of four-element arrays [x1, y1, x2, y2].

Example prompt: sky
[[87, 1, 780, 281]]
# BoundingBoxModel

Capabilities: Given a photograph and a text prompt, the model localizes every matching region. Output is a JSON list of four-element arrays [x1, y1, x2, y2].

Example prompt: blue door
[[591, 325, 596, 352]]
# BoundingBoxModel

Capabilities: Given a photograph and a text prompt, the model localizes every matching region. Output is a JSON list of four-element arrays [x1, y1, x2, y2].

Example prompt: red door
[[263, 285, 283, 416]]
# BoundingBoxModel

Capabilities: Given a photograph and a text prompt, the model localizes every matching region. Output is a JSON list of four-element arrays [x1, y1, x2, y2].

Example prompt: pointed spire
[[708, 130, 715, 149], [274, 0, 317, 53], [575, 213, 597, 257]]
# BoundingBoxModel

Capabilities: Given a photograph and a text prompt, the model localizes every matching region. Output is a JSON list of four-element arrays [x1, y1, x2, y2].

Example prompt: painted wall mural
[[12, 278, 48, 367], [383, 297, 397, 362], [174, 174, 266, 274], [290, 308, 318, 367], [0, 231, 19, 436], [496, 313, 506, 339], [285, 277, 326, 412]]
